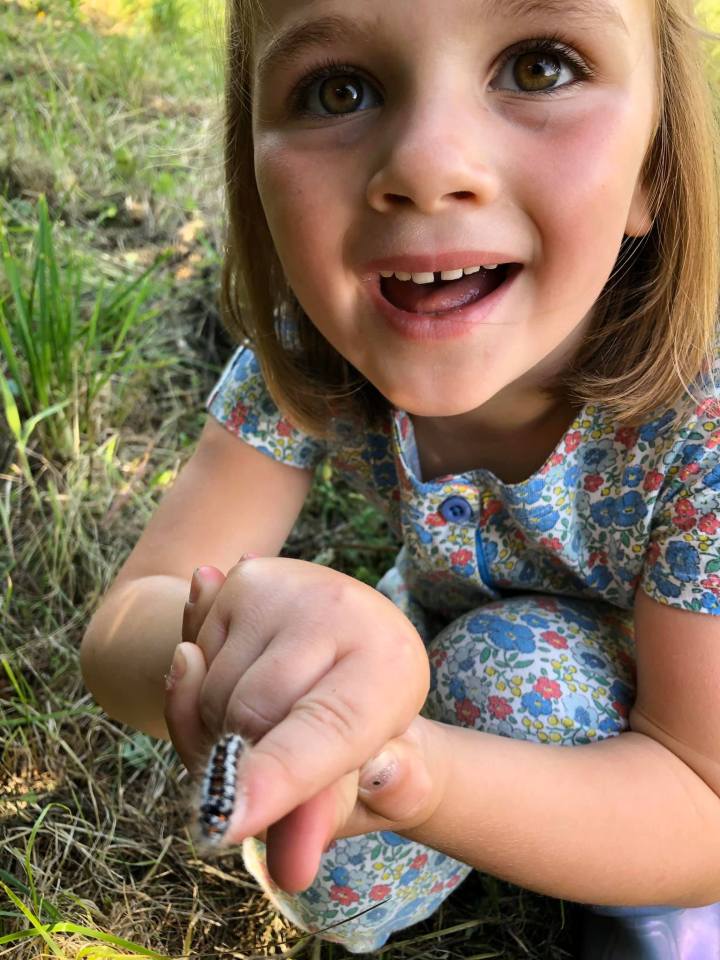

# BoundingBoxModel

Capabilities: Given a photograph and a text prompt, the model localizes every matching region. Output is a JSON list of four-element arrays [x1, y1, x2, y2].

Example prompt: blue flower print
[[564, 465, 581, 487], [380, 831, 411, 846], [519, 561, 536, 583], [484, 540, 499, 564], [701, 591, 720, 611], [521, 612, 551, 629], [373, 462, 397, 488], [563, 693, 599, 727], [599, 716, 624, 734], [613, 491, 648, 527], [650, 569, 683, 599], [582, 443, 611, 470], [666, 541, 700, 582], [449, 677, 467, 700], [590, 497, 616, 528], [511, 477, 546, 505], [638, 410, 675, 443], [412, 523, 433, 545], [395, 897, 431, 922], [330, 866, 350, 886], [703, 465, 720, 491], [580, 651, 606, 670], [523, 503, 560, 533], [467, 614, 536, 653], [557, 604, 599, 631], [522, 690, 552, 717], [587, 565, 612, 590], [364, 433, 390, 462], [681, 444, 704, 466], [622, 465, 644, 488], [458, 656, 475, 671], [609, 680, 634, 704], [301, 887, 322, 904], [399, 868, 420, 886]]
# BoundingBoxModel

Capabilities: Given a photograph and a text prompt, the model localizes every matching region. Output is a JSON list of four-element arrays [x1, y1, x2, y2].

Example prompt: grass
[[1, 1, 718, 958]]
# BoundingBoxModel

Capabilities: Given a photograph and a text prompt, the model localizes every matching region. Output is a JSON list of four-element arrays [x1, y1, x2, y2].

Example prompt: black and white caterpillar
[[195, 733, 245, 848]]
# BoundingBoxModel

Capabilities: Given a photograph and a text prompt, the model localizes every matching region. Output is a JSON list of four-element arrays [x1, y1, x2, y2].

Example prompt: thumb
[[164, 641, 213, 776]]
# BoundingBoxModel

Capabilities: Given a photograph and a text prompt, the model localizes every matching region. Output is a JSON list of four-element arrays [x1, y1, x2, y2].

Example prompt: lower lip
[[368, 264, 522, 342]]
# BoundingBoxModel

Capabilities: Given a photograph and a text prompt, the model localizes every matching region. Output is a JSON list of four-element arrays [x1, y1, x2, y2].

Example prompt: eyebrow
[[255, 0, 628, 80]]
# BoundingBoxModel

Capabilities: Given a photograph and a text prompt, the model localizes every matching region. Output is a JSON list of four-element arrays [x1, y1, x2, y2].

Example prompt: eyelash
[[289, 34, 594, 118]]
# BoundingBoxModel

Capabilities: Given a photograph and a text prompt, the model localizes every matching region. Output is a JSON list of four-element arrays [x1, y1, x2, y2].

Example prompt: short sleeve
[[206, 346, 327, 470], [640, 379, 720, 615]]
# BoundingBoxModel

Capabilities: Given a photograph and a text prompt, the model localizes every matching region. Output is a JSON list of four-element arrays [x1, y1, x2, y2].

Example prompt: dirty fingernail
[[165, 645, 187, 691]]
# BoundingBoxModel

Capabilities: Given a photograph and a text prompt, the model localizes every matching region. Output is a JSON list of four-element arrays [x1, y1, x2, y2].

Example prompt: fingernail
[[189, 568, 201, 603], [359, 751, 396, 791], [165, 645, 186, 691], [238, 552, 257, 562]]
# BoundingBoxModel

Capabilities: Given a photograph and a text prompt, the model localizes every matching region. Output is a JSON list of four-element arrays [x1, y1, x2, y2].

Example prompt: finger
[[164, 642, 214, 776], [203, 623, 338, 742], [222, 644, 423, 841], [265, 786, 343, 893], [182, 566, 226, 645], [194, 555, 263, 665]]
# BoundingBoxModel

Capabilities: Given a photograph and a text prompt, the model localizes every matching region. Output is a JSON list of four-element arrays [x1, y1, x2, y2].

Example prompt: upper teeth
[[380, 264, 499, 283]]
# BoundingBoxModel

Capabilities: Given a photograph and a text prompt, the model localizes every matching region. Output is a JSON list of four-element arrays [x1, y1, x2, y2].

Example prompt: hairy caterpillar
[[195, 733, 245, 848]]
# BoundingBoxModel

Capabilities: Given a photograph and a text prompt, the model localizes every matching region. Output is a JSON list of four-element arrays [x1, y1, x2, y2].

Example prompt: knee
[[424, 596, 636, 746]]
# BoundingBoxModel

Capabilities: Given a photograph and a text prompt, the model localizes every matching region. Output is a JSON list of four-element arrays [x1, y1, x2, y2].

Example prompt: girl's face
[[251, 0, 657, 421]]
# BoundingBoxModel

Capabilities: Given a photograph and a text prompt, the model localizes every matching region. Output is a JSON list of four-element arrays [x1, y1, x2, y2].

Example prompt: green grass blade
[[0, 880, 67, 958], [25, 804, 71, 915]]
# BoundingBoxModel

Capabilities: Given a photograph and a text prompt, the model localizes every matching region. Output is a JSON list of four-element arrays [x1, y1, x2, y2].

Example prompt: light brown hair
[[221, 0, 720, 435]]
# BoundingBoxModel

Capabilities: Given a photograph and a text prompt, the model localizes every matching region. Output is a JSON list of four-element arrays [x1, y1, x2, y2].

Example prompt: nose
[[366, 94, 501, 215]]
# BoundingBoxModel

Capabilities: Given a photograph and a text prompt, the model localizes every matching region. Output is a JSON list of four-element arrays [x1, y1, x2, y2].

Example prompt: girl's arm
[[80, 416, 313, 739]]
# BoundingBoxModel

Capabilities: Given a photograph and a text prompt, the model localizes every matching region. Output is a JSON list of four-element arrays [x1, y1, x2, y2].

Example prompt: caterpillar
[[195, 733, 245, 849]]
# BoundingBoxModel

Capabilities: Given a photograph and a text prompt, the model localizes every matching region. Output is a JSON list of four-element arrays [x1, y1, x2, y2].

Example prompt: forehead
[[252, 0, 652, 73]]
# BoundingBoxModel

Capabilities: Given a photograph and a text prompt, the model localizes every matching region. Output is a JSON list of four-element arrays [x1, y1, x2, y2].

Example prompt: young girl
[[81, 0, 720, 955]]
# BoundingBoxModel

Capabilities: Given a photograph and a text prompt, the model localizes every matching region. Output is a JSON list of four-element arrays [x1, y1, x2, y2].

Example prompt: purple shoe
[[579, 903, 720, 960]]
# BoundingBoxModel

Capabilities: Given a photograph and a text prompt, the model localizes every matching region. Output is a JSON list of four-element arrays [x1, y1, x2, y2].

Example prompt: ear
[[624, 174, 654, 238]]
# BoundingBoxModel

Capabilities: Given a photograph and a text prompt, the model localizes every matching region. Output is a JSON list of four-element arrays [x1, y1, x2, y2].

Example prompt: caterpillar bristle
[[193, 733, 246, 852]]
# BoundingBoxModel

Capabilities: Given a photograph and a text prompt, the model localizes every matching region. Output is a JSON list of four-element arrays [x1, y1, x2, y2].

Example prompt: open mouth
[[380, 264, 519, 316]]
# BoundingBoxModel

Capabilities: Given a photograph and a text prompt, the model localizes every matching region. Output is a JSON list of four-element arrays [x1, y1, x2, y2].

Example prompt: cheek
[[254, 136, 349, 285], [515, 97, 647, 302]]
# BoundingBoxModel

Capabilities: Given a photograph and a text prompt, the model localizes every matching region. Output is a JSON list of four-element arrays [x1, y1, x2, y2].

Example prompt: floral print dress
[[205, 346, 720, 952]]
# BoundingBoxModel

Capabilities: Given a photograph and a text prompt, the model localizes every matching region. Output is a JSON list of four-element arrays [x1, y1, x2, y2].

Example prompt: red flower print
[[550, 453, 564, 467], [431, 882, 445, 894], [565, 430, 582, 452], [679, 462, 701, 482], [701, 575, 720, 597], [643, 470, 663, 492], [482, 498, 503, 522], [708, 430, 720, 450], [370, 884, 391, 901], [427, 513, 448, 527], [331, 885, 360, 906], [411, 854, 428, 870], [401, 416, 410, 439], [584, 474, 604, 492], [539, 536, 563, 553], [673, 499, 697, 531], [430, 649, 448, 667], [227, 403, 248, 432], [541, 630, 568, 649], [276, 418, 294, 437], [646, 542, 661, 566], [450, 548, 473, 566], [615, 426, 639, 448], [536, 596, 559, 612], [696, 398, 720, 419], [699, 513, 720, 534], [613, 699, 629, 718], [589, 551, 609, 566], [455, 698, 481, 726], [488, 695, 513, 719], [617, 650, 637, 676], [446, 874, 461, 889], [534, 677, 562, 700]]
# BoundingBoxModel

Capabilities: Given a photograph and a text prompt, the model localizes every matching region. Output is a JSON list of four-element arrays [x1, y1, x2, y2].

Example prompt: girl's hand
[[164, 557, 433, 890]]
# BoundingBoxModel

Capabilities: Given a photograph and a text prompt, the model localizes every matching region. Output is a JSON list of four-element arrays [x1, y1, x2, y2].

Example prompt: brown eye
[[514, 52, 562, 92], [318, 75, 363, 114]]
